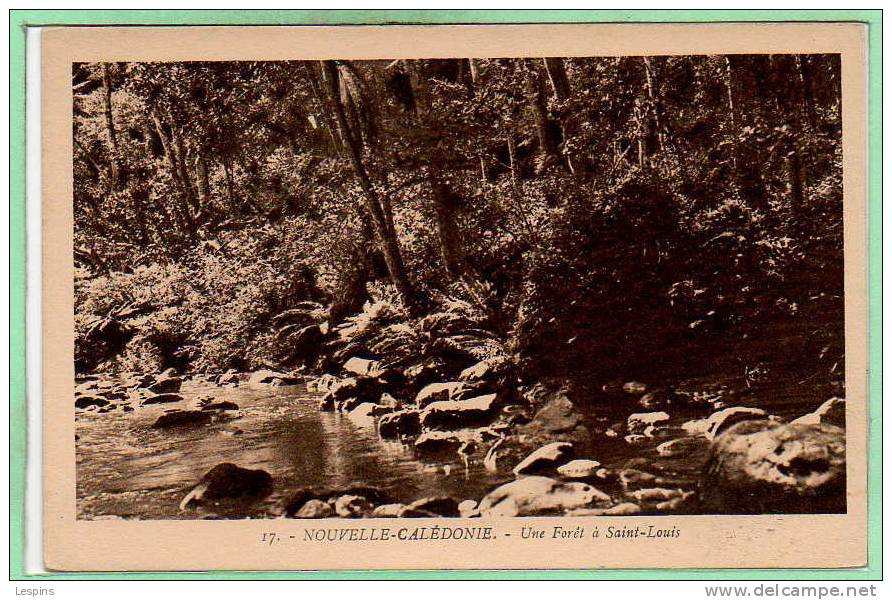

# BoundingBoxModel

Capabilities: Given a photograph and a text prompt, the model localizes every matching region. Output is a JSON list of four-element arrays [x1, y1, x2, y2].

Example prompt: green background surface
[[8, 9, 883, 581]]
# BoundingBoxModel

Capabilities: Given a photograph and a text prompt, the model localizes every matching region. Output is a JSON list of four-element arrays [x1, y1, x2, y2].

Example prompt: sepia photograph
[[70, 51, 848, 522]]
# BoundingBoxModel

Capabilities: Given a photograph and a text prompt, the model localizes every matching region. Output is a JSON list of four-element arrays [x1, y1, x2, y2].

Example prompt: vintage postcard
[[41, 22, 868, 571]]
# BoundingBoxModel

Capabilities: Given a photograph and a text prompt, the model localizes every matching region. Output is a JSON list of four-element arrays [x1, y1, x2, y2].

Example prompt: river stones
[[627, 411, 670, 434], [334, 494, 374, 518], [478, 476, 610, 517], [512, 442, 575, 477], [556, 459, 602, 480], [700, 421, 846, 514], [414, 430, 479, 455], [148, 377, 183, 394], [419, 393, 498, 430], [459, 361, 492, 382], [792, 397, 845, 428], [152, 410, 212, 429], [622, 381, 649, 395], [343, 356, 382, 378], [247, 370, 301, 385], [141, 393, 184, 405], [308, 374, 340, 394], [704, 406, 769, 440], [201, 401, 239, 411], [348, 402, 392, 419], [407, 496, 460, 517], [415, 382, 467, 408], [180, 463, 273, 509], [655, 436, 708, 458], [294, 499, 335, 519], [75, 395, 110, 409], [217, 370, 241, 386], [378, 410, 421, 439]]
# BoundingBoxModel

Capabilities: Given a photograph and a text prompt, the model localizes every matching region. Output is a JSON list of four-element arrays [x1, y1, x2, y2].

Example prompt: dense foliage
[[74, 55, 843, 389]]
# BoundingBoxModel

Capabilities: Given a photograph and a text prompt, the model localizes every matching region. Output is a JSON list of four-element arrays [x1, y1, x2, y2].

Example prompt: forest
[[73, 54, 847, 518]]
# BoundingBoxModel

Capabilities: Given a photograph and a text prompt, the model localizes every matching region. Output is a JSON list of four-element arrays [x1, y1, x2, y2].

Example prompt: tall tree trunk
[[166, 107, 200, 216], [542, 57, 571, 100], [540, 57, 578, 174], [319, 60, 417, 311], [523, 61, 560, 172], [641, 56, 664, 156], [149, 109, 195, 235], [101, 64, 124, 190]]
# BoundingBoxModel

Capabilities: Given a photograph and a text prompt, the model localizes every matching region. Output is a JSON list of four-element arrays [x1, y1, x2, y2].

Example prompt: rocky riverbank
[[76, 355, 847, 518]]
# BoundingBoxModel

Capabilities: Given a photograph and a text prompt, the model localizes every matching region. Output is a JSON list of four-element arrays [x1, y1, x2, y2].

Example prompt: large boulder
[[152, 410, 212, 429], [179, 463, 273, 509], [343, 356, 382, 378], [420, 394, 499, 430], [378, 410, 422, 439], [287, 324, 324, 363], [556, 459, 603, 481], [700, 421, 846, 514], [517, 391, 592, 447], [308, 373, 340, 394], [478, 476, 610, 517], [512, 442, 575, 477], [415, 381, 468, 409], [148, 377, 183, 394]]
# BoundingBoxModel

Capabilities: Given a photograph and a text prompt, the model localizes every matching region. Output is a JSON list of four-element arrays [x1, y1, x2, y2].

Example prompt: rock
[[122, 406, 134, 412], [624, 434, 647, 445], [459, 361, 492, 382], [792, 397, 845, 429], [604, 502, 642, 515], [512, 442, 575, 477], [141, 393, 184, 405], [618, 468, 658, 491], [655, 437, 707, 457], [218, 371, 241, 386], [148, 377, 183, 394], [371, 503, 409, 518], [294, 499, 334, 519], [656, 492, 696, 512], [152, 410, 212, 429], [308, 374, 340, 394], [404, 360, 448, 390], [420, 393, 498, 430], [343, 356, 382, 377], [406, 496, 460, 517], [682, 418, 711, 436], [556, 459, 602, 480], [458, 499, 479, 517], [627, 411, 671, 434], [334, 494, 373, 518], [415, 382, 467, 409], [179, 463, 273, 509], [247, 370, 301, 385], [704, 406, 768, 440], [623, 381, 648, 395], [289, 324, 324, 362], [202, 401, 239, 411], [518, 392, 591, 446], [323, 377, 382, 406], [478, 476, 610, 517], [700, 421, 846, 514], [627, 487, 688, 503], [159, 367, 178, 379], [378, 410, 422, 439], [414, 430, 479, 455], [75, 396, 109, 409], [348, 402, 393, 419]]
